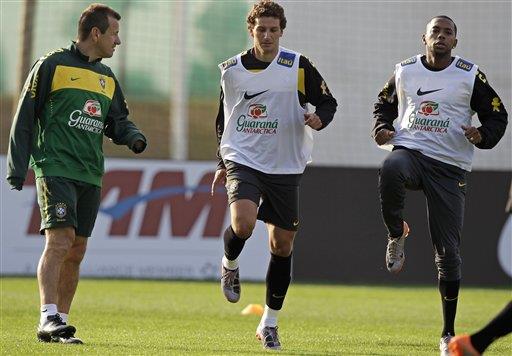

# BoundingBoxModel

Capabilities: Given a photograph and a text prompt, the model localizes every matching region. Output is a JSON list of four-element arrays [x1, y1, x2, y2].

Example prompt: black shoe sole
[[51, 336, 84, 344], [37, 325, 76, 343]]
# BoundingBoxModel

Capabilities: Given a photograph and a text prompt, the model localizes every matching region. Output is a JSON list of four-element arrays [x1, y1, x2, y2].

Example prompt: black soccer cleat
[[36, 314, 76, 343]]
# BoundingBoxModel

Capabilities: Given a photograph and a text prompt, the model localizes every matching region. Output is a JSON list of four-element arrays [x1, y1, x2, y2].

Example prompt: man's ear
[[452, 38, 458, 49], [421, 34, 426, 45], [91, 27, 101, 42]]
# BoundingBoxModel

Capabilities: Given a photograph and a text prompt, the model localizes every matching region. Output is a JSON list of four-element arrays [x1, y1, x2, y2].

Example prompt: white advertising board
[[0, 156, 269, 280]]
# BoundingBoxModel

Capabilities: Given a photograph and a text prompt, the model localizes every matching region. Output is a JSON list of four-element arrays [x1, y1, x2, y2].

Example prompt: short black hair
[[428, 15, 457, 35], [78, 3, 121, 41]]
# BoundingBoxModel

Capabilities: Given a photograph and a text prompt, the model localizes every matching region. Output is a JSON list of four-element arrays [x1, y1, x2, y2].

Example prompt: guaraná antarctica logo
[[248, 104, 268, 119], [68, 99, 104, 134], [408, 101, 449, 134], [236, 103, 278, 135], [83, 99, 102, 117]]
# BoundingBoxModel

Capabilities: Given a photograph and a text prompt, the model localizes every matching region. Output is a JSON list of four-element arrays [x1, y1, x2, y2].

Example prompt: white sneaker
[[221, 265, 240, 303], [439, 333, 453, 356], [385, 221, 410, 274], [256, 325, 281, 350]]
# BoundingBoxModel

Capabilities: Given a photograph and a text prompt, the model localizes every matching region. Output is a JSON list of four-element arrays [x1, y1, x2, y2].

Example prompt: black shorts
[[224, 160, 302, 231], [36, 176, 101, 237]]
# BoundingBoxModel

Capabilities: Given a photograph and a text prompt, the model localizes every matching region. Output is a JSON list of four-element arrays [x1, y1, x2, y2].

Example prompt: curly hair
[[246, 0, 287, 31]]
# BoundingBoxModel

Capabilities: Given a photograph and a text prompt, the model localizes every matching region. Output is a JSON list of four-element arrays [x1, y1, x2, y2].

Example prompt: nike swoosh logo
[[458, 182, 466, 187], [244, 90, 268, 100], [271, 294, 285, 299], [70, 77, 80, 81], [444, 296, 458, 301], [41, 309, 47, 312], [417, 87, 442, 96]]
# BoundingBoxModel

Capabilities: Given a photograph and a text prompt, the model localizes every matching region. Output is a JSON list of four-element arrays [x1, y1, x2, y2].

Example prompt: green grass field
[[1, 277, 510, 355]]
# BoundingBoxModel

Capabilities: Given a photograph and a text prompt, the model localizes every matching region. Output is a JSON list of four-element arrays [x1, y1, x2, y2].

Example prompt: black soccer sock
[[266, 253, 292, 310], [470, 301, 512, 353], [223, 225, 247, 261], [438, 279, 460, 336]]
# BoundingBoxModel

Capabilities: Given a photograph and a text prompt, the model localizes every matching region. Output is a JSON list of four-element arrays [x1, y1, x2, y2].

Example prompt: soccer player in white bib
[[210, 0, 337, 350], [372, 16, 507, 356], [449, 183, 512, 355]]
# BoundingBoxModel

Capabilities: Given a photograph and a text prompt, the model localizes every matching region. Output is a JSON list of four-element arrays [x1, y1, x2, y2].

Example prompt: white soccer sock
[[40, 304, 58, 325], [59, 312, 69, 324], [259, 305, 279, 328], [222, 255, 239, 270]]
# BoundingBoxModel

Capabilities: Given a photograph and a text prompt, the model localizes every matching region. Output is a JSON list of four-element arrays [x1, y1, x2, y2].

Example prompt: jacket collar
[[70, 41, 102, 63]]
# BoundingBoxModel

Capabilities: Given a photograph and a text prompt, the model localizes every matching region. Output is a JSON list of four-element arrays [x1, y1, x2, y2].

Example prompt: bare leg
[[267, 224, 295, 257], [37, 227, 75, 306], [223, 198, 258, 265], [57, 236, 88, 314], [230, 199, 258, 238]]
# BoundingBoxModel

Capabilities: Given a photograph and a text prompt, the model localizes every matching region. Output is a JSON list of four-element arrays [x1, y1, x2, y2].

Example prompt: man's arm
[[215, 87, 225, 170], [104, 75, 147, 153], [301, 56, 337, 130], [470, 69, 508, 149], [372, 74, 398, 139], [6, 58, 52, 190]]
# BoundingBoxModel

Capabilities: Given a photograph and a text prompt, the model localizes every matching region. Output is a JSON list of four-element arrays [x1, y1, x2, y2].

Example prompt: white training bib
[[218, 47, 311, 174], [390, 55, 478, 171]]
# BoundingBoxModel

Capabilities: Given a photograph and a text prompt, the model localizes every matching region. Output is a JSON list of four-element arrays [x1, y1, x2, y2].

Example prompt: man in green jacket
[[6, 3, 147, 344]]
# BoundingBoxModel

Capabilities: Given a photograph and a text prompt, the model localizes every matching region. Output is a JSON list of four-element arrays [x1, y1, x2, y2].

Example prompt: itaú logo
[[24, 169, 228, 238]]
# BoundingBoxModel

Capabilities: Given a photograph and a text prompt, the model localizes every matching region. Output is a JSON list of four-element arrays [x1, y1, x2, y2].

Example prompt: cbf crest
[[99, 77, 106, 90], [226, 180, 239, 195], [55, 202, 67, 219]]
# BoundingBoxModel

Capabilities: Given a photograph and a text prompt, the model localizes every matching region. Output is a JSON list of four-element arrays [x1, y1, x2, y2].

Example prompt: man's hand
[[7, 177, 23, 191], [374, 129, 395, 145], [211, 169, 227, 196], [132, 140, 146, 154], [304, 113, 322, 130], [461, 125, 482, 145]]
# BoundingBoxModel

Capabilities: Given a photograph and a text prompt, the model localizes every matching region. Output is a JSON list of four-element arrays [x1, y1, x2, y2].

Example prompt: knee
[[435, 249, 462, 280], [66, 243, 87, 265], [270, 238, 294, 257], [381, 155, 406, 179], [232, 218, 255, 239], [45, 244, 71, 260], [44, 230, 74, 259]]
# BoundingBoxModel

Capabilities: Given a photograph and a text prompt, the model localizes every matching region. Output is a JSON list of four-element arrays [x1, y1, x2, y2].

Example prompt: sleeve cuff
[[129, 133, 147, 152]]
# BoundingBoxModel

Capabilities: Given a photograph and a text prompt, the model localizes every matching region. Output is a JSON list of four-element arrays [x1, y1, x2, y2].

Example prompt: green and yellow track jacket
[[7, 42, 147, 187]]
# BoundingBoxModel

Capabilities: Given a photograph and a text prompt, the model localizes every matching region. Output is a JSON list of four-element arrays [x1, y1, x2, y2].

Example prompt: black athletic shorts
[[224, 160, 302, 231], [36, 176, 101, 237]]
